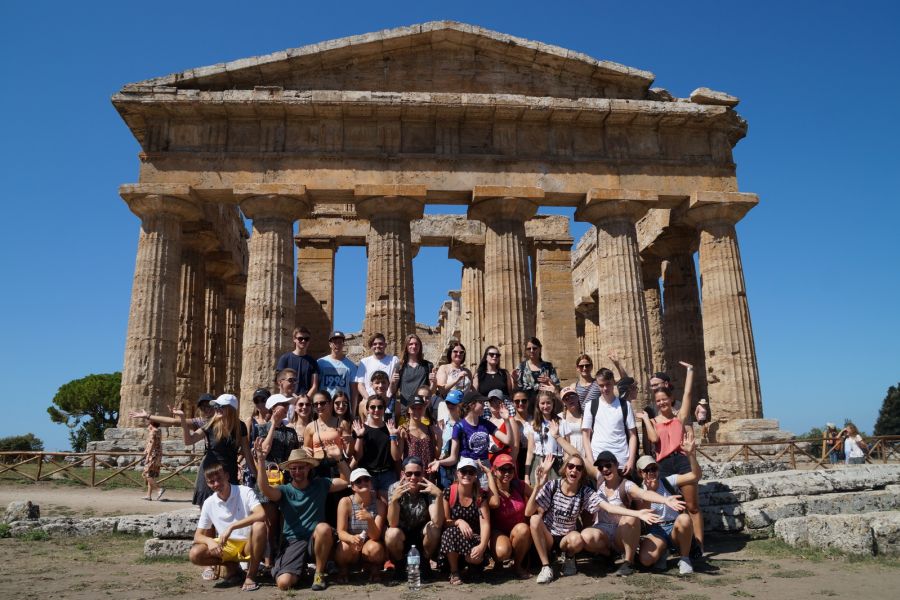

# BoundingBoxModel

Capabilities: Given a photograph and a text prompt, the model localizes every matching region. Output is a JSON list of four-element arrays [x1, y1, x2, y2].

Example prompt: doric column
[[356, 185, 425, 357], [236, 185, 309, 419], [533, 239, 579, 381], [575, 188, 655, 410], [118, 186, 201, 427], [295, 238, 336, 358], [575, 295, 600, 363], [449, 241, 485, 367], [203, 256, 237, 395], [661, 252, 708, 409], [175, 248, 206, 414], [223, 277, 246, 396], [468, 186, 540, 372], [641, 256, 667, 376], [685, 191, 762, 420], [447, 290, 462, 341]]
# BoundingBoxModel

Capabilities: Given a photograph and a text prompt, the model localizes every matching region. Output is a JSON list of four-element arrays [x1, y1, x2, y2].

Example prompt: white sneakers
[[678, 557, 694, 575], [537, 565, 554, 584], [561, 557, 577, 577]]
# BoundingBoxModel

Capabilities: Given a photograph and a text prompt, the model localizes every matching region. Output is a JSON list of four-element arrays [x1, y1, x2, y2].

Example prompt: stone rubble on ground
[[774, 511, 900, 556]]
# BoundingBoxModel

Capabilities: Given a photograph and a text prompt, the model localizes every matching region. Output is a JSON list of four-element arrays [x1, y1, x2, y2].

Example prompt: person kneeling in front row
[[189, 462, 267, 592], [255, 438, 350, 591], [384, 457, 444, 579], [636, 436, 701, 575]]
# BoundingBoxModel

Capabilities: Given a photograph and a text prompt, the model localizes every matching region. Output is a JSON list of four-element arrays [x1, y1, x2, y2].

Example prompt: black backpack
[[589, 395, 632, 443]]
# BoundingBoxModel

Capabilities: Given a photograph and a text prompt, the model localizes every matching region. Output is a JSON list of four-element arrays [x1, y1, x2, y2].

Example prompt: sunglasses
[[297, 403, 311, 409], [334, 400, 348, 406], [642, 466, 659, 474], [487, 352, 500, 358], [295, 336, 310, 342], [353, 476, 371, 483], [598, 462, 616, 470], [404, 471, 423, 477], [577, 363, 592, 369], [459, 468, 477, 476], [497, 466, 515, 474], [369, 405, 384, 411], [566, 463, 584, 472], [514, 398, 528, 405], [281, 377, 297, 383], [313, 401, 330, 408]]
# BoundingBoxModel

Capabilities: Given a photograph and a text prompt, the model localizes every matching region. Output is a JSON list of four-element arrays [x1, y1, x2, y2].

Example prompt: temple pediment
[[121, 21, 655, 100]]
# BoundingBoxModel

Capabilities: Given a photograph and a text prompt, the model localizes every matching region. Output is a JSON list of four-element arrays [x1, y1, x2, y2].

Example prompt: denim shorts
[[646, 521, 677, 551]]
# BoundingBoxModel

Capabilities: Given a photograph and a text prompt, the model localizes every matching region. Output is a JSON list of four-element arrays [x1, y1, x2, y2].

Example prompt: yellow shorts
[[219, 538, 250, 563]]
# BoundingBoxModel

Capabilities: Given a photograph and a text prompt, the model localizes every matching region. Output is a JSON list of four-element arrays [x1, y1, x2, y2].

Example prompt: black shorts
[[273, 538, 310, 579], [658, 452, 691, 478]]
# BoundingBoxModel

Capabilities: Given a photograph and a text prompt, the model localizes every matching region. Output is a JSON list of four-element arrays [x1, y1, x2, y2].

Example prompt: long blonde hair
[[211, 405, 240, 443]]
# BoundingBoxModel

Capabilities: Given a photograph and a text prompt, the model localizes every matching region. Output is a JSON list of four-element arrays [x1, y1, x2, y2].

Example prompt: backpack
[[589, 395, 632, 443], [448, 481, 483, 509]]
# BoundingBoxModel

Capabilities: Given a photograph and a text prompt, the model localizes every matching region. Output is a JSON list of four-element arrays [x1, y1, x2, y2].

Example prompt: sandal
[[449, 572, 463, 585], [241, 580, 260, 592], [202, 566, 219, 581]]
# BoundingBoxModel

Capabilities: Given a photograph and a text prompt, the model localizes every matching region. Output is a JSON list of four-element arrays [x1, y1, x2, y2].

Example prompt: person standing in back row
[[276, 326, 319, 397], [317, 331, 359, 414], [581, 368, 637, 476], [355, 333, 399, 418]]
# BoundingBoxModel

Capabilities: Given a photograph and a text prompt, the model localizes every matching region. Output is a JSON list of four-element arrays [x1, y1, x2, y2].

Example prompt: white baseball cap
[[265, 393, 292, 410], [457, 457, 479, 471], [212, 394, 238, 410], [350, 468, 372, 483]]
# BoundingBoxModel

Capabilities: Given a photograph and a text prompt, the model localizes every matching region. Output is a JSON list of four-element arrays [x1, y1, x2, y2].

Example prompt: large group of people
[[132, 328, 709, 591]]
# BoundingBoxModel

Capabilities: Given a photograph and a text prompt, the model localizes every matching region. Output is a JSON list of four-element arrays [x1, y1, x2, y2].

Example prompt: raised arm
[[524, 454, 554, 517], [674, 437, 702, 488], [386, 419, 403, 461], [492, 408, 514, 446], [677, 361, 695, 423], [636, 411, 659, 444], [608, 354, 630, 380], [173, 407, 207, 445], [254, 438, 282, 502], [129, 407, 182, 427], [549, 420, 598, 479]]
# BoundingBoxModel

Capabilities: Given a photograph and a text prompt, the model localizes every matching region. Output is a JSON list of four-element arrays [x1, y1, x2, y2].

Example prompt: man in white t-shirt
[[317, 330, 359, 411], [354, 332, 399, 412], [190, 462, 267, 591], [581, 368, 638, 475]]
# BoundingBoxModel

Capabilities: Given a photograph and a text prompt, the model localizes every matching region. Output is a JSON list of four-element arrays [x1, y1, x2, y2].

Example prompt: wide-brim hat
[[699, 399, 708, 405], [281, 449, 320, 469]]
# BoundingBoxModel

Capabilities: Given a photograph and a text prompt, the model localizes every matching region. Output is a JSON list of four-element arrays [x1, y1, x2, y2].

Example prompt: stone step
[[774, 510, 900, 556]]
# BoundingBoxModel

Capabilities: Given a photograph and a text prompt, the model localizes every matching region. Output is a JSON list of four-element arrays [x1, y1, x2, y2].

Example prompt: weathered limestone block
[[690, 87, 740, 107], [40, 516, 120, 536], [701, 503, 744, 532], [144, 537, 194, 559], [152, 508, 200, 539], [115, 515, 158, 535], [661, 250, 707, 407], [175, 248, 207, 411], [3, 500, 39, 523], [872, 513, 900, 556], [450, 241, 485, 367], [698, 459, 788, 480], [774, 513, 888, 556], [742, 497, 809, 530]]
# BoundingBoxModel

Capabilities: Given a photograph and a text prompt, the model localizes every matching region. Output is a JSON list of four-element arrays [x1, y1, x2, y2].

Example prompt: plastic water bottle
[[407, 544, 421, 590]]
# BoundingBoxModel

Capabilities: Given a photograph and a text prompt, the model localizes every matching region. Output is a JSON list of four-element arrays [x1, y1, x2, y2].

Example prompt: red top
[[655, 417, 685, 461], [490, 481, 526, 536]]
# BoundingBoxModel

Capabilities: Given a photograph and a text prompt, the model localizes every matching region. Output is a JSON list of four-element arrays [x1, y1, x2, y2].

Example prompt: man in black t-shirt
[[275, 326, 319, 396]]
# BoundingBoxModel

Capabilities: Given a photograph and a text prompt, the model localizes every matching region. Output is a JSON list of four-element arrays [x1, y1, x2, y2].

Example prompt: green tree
[[874, 383, 900, 436], [47, 373, 121, 452], [0, 433, 44, 452]]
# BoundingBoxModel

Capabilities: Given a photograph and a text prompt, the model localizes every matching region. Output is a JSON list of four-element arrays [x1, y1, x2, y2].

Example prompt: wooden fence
[[1, 436, 898, 488]]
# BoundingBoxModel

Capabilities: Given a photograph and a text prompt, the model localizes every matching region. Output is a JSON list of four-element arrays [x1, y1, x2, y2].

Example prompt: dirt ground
[[0, 482, 195, 517], [2, 482, 899, 599]]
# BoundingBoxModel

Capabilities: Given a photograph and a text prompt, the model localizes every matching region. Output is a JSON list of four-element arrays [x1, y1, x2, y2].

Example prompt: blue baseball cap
[[445, 390, 464, 405]]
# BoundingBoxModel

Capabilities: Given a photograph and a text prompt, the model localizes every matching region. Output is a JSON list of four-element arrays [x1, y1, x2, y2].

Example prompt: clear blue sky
[[1, 1, 898, 450]]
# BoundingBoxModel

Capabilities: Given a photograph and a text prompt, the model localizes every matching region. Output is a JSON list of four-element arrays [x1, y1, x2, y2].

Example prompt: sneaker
[[562, 557, 577, 577], [311, 572, 327, 591], [678, 557, 694, 576], [536, 565, 554, 584], [155, 487, 166, 501], [653, 548, 669, 572], [614, 562, 634, 577]]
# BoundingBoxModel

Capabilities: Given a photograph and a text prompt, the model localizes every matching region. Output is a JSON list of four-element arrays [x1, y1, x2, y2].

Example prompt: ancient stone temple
[[105, 21, 775, 444]]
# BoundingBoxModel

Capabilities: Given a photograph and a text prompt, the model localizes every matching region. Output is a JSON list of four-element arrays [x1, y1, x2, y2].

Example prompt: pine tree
[[873, 383, 900, 436]]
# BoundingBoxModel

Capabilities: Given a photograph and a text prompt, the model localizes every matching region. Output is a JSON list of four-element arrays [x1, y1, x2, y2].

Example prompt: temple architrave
[[104, 22, 783, 446]]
